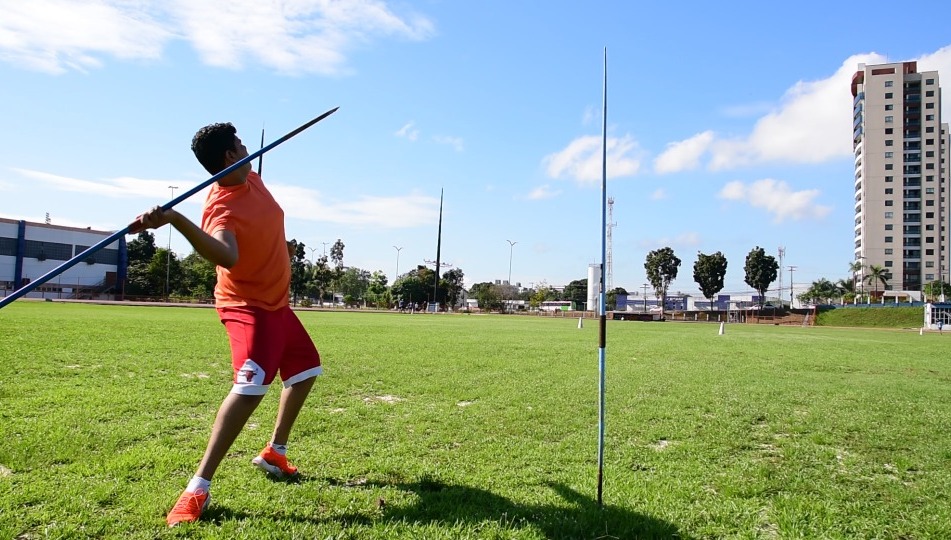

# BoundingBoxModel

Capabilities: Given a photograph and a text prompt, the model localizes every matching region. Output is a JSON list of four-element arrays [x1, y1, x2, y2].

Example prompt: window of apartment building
[[926, 139, 934, 145], [926, 273, 936, 280], [885, 260, 893, 267], [885, 164, 893, 170], [885, 212, 894, 218], [885, 248, 893, 255], [926, 78, 935, 85], [926, 126, 935, 133], [885, 80, 894, 87], [885, 104, 894, 111], [926, 163, 935, 169], [885, 116, 893, 123], [885, 128, 893, 134], [926, 187, 935, 194], [926, 151, 935, 158], [926, 102, 935, 109], [885, 176, 894, 182], [926, 262, 934, 268], [885, 188, 894, 194], [927, 212, 935, 218], [885, 236, 893, 243], [926, 175, 934, 181], [926, 114, 935, 121], [926, 237, 934, 243], [885, 139, 893, 146], [885, 224, 893, 230], [885, 200, 893, 206], [885, 151, 893, 158], [926, 224, 934, 230], [926, 90, 935, 97], [885, 92, 894, 99], [926, 249, 935, 256]]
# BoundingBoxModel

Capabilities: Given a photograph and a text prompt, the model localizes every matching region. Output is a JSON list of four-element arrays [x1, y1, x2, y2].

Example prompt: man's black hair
[[191, 123, 238, 174]]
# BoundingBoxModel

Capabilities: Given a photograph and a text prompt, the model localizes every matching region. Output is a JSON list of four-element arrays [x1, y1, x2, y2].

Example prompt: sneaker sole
[[251, 456, 297, 478]]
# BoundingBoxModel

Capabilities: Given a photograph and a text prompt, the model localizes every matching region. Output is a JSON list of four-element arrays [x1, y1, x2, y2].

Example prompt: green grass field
[[2, 302, 950, 539]]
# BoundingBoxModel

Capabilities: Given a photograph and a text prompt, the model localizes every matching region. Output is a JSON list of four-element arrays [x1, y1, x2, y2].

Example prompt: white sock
[[269, 442, 288, 456], [186, 476, 211, 493]]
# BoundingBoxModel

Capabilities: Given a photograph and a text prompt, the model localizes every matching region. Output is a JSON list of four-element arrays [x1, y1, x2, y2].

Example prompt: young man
[[131, 123, 322, 526]]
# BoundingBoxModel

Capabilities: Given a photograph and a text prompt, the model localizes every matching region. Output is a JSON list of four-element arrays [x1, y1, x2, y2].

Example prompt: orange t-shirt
[[201, 171, 290, 310]]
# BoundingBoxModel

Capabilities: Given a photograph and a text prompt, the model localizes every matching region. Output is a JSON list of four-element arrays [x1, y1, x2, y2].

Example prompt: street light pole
[[506, 240, 517, 285], [321, 242, 330, 257], [393, 246, 403, 279], [642, 283, 650, 312], [165, 185, 178, 301], [307, 246, 318, 264], [788, 265, 797, 307]]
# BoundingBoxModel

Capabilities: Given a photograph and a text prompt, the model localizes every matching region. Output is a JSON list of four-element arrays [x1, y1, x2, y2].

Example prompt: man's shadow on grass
[[333, 475, 690, 540]]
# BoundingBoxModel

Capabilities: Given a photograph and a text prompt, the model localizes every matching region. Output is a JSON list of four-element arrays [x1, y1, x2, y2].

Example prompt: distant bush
[[815, 306, 922, 328]]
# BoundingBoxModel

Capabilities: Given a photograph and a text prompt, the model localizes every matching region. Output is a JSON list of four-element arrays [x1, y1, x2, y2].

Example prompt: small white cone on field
[[718, 322, 725, 336], [920, 327, 924, 336], [578, 317, 584, 329]]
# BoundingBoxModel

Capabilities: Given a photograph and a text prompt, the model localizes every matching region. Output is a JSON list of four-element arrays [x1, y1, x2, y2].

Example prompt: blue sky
[[2, 0, 951, 297]]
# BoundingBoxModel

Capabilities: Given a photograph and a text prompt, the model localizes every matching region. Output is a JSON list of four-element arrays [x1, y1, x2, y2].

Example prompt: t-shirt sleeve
[[202, 203, 233, 236]]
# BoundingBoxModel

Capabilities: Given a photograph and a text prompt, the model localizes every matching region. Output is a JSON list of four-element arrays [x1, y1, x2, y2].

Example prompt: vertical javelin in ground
[[0, 107, 338, 310], [597, 47, 608, 506]]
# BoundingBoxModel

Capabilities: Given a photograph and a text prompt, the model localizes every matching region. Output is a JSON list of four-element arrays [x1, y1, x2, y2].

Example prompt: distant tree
[[923, 280, 951, 302], [693, 251, 728, 311], [329, 239, 345, 302], [744, 246, 778, 308], [645, 247, 681, 316], [288, 239, 308, 305], [127, 231, 157, 265], [308, 255, 333, 304], [366, 270, 389, 307], [849, 260, 865, 298], [563, 279, 588, 310], [337, 267, 371, 304], [606, 287, 627, 311], [441, 268, 465, 309], [468, 281, 504, 312], [864, 264, 890, 299], [393, 265, 438, 306], [179, 251, 217, 299]]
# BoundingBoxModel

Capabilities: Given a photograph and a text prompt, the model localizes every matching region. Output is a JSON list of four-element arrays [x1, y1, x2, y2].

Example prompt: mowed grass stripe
[[1, 302, 949, 539]]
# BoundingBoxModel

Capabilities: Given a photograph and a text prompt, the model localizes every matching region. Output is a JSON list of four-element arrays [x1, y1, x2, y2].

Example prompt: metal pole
[[643, 283, 650, 312], [393, 246, 403, 279], [0, 107, 339, 310], [506, 240, 517, 285], [165, 185, 178, 301], [596, 47, 608, 507]]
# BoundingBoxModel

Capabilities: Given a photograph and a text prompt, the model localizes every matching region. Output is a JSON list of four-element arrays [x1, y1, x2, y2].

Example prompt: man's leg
[[271, 376, 315, 445], [196, 392, 265, 480]]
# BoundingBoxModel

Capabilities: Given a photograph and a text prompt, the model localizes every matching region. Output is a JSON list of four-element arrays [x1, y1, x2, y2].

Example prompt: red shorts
[[218, 305, 322, 395]]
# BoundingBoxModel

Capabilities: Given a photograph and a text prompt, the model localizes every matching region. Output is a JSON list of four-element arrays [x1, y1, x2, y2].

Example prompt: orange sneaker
[[166, 488, 210, 527], [252, 445, 299, 478]]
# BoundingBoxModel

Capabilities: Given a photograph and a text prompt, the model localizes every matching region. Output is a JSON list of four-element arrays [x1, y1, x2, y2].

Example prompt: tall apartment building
[[851, 61, 949, 294]]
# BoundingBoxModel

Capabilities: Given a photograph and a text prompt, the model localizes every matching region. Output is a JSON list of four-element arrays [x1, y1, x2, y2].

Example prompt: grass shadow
[[335, 474, 690, 539]]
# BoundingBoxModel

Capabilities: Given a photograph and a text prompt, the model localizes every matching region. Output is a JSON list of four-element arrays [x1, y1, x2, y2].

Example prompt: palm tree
[[849, 260, 865, 301], [864, 264, 890, 300]]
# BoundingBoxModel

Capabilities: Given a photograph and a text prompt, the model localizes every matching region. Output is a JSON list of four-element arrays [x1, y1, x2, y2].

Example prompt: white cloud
[[395, 122, 419, 141], [543, 135, 641, 185], [650, 188, 667, 200], [12, 168, 197, 199], [718, 178, 831, 222], [433, 135, 464, 152], [0, 0, 434, 75], [268, 184, 438, 228], [654, 131, 714, 174], [527, 184, 561, 200], [638, 232, 701, 249], [718, 101, 774, 118], [0, 0, 170, 74]]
